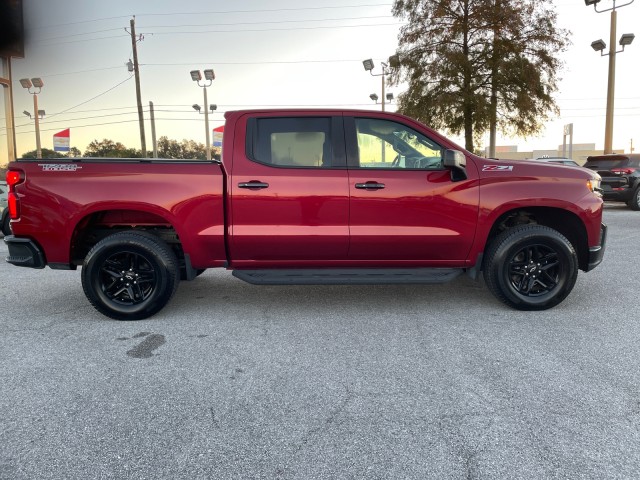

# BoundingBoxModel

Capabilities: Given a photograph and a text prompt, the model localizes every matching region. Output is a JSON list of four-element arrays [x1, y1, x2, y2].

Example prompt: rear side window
[[248, 117, 332, 168], [584, 156, 639, 169]]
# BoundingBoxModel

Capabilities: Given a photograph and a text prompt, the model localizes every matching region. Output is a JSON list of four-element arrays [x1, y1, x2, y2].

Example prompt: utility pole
[[1, 57, 17, 162], [129, 17, 147, 157], [149, 101, 158, 158]]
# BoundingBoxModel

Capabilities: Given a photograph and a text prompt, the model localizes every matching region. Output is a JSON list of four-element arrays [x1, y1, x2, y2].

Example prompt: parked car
[[0, 181, 9, 236], [533, 157, 580, 167], [584, 154, 640, 210]]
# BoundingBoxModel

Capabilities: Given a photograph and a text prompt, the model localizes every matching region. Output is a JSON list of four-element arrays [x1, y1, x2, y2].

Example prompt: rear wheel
[[81, 231, 180, 320], [1, 214, 10, 236], [483, 225, 578, 310], [627, 185, 640, 211]]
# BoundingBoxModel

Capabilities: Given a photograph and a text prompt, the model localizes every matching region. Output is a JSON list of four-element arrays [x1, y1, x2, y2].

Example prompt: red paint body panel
[[9, 161, 226, 267], [7, 109, 604, 274]]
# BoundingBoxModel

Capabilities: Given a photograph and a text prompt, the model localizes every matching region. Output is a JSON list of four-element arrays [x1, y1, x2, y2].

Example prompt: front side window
[[250, 117, 332, 168], [355, 118, 443, 170]]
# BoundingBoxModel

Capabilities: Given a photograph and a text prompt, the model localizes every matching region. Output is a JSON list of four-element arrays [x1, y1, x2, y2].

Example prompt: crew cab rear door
[[345, 115, 478, 263], [228, 113, 349, 265]]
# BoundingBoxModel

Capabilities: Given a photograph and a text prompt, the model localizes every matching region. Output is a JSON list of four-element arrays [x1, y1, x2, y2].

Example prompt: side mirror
[[443, 149, 467, 180]]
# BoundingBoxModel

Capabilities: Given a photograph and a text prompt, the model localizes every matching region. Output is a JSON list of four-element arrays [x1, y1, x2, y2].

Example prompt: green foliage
[[391, 0, 569, 152], [157, 136, 206, 160], [84, 139, 142, 158], [20, 148, 71, 159]]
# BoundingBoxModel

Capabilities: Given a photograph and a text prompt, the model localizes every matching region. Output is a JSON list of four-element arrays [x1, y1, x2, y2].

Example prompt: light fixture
[[591, 39, 606, 51], [37, 110, 45, 117], [203, 69, 215, 81], [23, 110, 30, 117], [584, 0, 600, 5], [19, 78, 32, 89], [192, 104, 201, 112], [369, 93, 379, 102], [362, 59, 374, 72], [388, 54, 401, 68], [190, 70, 202, 82], [31, 78, 44, 88], [209, 104, 217, 112], [386, 93, 394, 101], [619, 33, 635, 46]]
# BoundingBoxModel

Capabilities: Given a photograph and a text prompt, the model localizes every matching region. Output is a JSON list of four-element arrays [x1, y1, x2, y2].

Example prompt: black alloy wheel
[[82, 231, 179, 320], [484, 225, 578, 310]]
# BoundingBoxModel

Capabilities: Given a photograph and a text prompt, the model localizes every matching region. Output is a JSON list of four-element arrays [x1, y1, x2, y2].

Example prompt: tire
[[81, 231, 180, 320], [483, 225, 578, 311], [1, 213, 10, 236], [627, 184, 640, 211]]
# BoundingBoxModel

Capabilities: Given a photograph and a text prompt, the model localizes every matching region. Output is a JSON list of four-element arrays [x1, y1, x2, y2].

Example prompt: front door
[[346, 116, 478, 265]]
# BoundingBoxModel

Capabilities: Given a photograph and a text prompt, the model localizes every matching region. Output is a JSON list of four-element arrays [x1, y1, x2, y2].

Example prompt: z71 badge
[[38, 164, 83, 172], [482, 165, 513, 172]]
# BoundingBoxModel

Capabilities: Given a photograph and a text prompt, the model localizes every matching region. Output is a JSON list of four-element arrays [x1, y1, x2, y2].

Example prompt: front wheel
[[81, 231, 180, 320], [483, 225, 578, 311]]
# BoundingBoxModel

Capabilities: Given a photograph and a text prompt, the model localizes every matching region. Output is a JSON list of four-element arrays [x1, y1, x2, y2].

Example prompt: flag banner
[[213, 125, 224, 147], [53, 128, 70, 152]]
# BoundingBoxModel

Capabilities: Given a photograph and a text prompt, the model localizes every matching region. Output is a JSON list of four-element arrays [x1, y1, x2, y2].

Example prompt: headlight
[[587, 177, 603, 195]]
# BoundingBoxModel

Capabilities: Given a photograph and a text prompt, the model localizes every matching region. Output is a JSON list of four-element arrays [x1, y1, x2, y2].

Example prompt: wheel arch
[[482, 207, 589, 271], [69, 208, 186, 268]]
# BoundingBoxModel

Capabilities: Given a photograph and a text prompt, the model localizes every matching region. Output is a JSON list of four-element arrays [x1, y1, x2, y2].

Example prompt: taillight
[[6, 170, 22, 187], [611, 168, 636, 175], [6, 169, 25, 220]]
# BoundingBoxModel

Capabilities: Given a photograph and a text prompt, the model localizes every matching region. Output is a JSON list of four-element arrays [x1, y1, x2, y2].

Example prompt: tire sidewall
[[82, 233, 178, 320], [486, 226, 578, 310]]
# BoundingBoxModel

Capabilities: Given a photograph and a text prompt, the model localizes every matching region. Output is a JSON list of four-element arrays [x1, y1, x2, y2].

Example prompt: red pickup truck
[[4, 109, 606, 320]]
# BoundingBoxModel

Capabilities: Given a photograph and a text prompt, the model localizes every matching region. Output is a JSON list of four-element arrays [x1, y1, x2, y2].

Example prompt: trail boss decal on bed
[[38, 164, 83, 172], [482, 165, 514, 172]]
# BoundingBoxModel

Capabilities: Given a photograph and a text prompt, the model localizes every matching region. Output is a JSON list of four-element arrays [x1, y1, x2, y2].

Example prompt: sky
[[1, 0, 639, 165]]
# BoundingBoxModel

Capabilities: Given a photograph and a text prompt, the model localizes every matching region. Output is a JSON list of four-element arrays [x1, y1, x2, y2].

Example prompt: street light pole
[[32, 90, 41, 159], [604, 9, 617, 154], [203, 85, 211, 161], [190, 69, 215, 161], [19, 77, 44, 159], [586, 0, 635, 154], [363, 57, 399, 112]]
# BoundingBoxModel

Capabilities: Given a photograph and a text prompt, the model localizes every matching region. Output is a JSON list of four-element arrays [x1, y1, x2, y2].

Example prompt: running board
[[232, 268, 463, 286]]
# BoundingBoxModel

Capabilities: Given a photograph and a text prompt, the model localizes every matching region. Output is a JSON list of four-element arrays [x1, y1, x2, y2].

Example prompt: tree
[[391, 0, 569, 153], [84, 139, 142, 158], [157, 136, 209, 160], [20, 148, 69, 159]]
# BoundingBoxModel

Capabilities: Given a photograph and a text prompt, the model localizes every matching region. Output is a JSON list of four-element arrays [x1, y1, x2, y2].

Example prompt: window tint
[[251, 117, 332, 168], [355, 118, 443, 170]]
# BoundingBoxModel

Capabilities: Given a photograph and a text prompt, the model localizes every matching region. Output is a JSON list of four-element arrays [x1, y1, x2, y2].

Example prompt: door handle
[[238, 181, 269, 189], [355, 182, 385, 190]]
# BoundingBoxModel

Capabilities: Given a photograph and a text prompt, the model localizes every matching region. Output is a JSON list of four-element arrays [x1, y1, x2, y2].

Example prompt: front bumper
[[586, 223, 607, 272], [4, 236, 46, 269]]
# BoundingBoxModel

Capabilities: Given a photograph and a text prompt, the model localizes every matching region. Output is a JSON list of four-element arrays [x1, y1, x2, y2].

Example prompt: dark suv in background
[[584, 154, 640, 210]]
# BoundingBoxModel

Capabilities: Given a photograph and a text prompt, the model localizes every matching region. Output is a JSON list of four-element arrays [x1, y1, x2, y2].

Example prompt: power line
[[135, 4, 394, 17], [34, 22, 402, 47], [146, 22, 403, 36], [28, 4, 394, 31], [137, 15, 394, 29], [47, 76, 134, 120], [142, 59, 363, 66]]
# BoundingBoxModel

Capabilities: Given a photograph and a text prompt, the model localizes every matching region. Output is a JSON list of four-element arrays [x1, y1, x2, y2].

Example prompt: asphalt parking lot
[[1, 203, 639, 480]]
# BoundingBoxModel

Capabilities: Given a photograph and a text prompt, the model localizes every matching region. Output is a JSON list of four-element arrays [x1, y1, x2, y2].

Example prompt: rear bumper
[[4, 236, 46, 269], [586, 223, 607, 272]]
